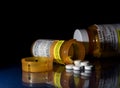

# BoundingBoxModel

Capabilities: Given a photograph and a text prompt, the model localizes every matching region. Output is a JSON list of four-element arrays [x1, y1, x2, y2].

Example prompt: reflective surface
[[22, 59, 120, 88], [0, 59, 120, 88]]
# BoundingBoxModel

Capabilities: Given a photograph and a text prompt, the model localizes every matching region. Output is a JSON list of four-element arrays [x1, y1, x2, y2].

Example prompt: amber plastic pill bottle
[[50, 39, 85, 65], [31, 39, 85, 65], [73, 24, 120, 58]]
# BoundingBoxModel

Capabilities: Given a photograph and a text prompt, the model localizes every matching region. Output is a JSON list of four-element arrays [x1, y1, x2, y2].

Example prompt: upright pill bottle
[[31, 39, 85, 65], [73, 24, 120, 58]]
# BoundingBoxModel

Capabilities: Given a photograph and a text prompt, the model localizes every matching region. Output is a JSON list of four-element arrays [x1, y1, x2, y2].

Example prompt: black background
[[1, 4, 120, 67]]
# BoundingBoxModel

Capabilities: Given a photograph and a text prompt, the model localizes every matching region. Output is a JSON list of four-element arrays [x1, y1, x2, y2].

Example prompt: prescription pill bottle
[[31, 39, 85, 65], [50, 39, 85, 65], [73, 24, 120, 58]]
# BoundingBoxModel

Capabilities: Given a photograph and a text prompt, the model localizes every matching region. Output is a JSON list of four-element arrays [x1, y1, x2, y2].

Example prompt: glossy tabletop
[[0, 59, 120, 88]]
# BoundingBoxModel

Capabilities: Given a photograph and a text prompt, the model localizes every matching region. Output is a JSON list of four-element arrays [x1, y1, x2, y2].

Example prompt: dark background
[[1, 4, 120, 67], [0, 2, 120, 88]]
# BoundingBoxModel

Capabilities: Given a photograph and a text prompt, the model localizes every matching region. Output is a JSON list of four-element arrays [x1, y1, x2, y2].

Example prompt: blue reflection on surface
[[0, 64, 22, 88]]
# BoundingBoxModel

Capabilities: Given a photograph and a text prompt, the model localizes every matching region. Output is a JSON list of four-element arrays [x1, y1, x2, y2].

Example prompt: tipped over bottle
[[31, 39, 85, 65], [73, 24, 120, 59]]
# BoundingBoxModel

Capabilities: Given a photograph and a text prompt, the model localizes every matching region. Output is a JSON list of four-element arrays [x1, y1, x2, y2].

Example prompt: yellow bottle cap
[[21, 57, 53, 72]]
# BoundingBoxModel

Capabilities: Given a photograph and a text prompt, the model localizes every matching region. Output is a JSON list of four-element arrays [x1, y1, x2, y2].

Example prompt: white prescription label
[[96, 24, 120, 52], [32, 39, 54, 57]]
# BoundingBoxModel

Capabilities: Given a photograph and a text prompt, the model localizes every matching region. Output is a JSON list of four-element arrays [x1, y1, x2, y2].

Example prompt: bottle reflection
[[22, 62, 120, 88], [94, 60, 120, 88], [22, 70, 54, 87], [53, 64, 75, 88]]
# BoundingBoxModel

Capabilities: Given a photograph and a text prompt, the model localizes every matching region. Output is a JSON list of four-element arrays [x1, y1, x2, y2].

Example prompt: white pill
[[66, 69, 73, 73], [73, 70, 80, 74], [84, 70, 92, 74], [80, 72, 91, 77], [80, 61, 89, 66], [73, 66, 81, 70], [81, 75, 90, 79], [84, 65, 93, 70], [65, 64, 74, 70], [74, 60, 81, 66]]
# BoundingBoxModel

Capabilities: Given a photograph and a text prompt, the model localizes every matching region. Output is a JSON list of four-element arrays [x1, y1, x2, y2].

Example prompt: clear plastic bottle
[[73, 24, 120, 58]]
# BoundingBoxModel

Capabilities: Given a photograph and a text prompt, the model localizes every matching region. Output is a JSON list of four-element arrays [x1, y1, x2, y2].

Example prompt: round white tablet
[[74, 60, 81, 66], [73, 66, 81, 70], [84, 65, 93, 70], [80, 61, 89, 66], [65, 64, 74, 70]]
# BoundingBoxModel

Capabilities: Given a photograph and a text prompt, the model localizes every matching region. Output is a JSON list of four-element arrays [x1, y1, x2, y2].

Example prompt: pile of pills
[[65, 60, 94, 77]]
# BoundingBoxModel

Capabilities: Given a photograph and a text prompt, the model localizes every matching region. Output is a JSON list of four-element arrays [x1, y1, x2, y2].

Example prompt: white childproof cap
[[73, 29, 89, 43]]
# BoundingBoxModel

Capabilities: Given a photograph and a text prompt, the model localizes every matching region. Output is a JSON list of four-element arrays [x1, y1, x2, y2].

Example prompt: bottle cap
[[21, 57, 53, 72], [73, 29, 89, 54], [73, 29, 89, 42]]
